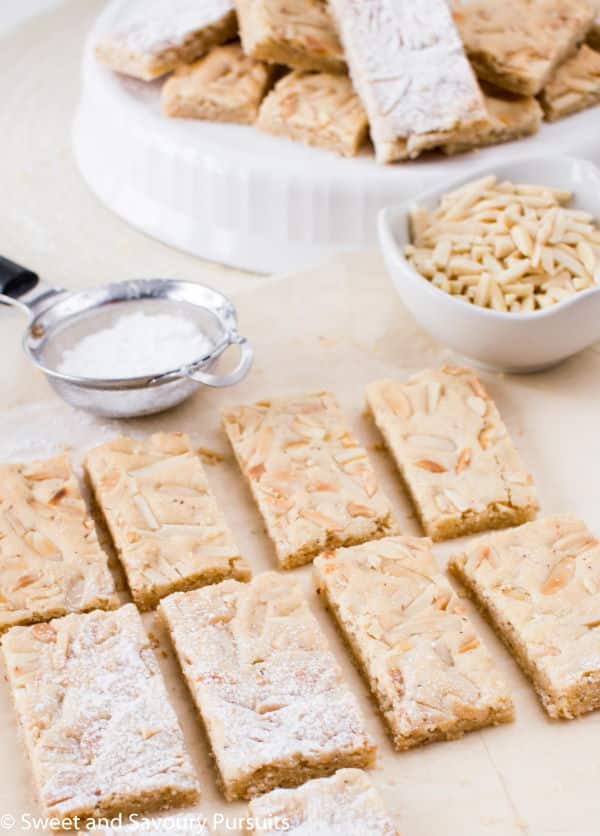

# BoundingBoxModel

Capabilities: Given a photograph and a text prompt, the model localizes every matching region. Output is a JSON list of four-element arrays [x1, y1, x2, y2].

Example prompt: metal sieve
[[0, 255, 254, 419]]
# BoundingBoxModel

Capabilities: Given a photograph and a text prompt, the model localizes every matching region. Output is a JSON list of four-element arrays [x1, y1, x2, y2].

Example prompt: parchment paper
[[2, 251, 600, 836]]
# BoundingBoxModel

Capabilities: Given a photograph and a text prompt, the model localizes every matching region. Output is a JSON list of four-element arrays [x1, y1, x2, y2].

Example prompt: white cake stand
[[73, 0, 600, 273]]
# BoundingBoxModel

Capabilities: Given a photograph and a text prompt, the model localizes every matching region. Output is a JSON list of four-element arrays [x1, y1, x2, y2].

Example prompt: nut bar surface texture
[[256, 70, 369, 156], [248, 769, 399, 835], [327, 0, 487, 163], [366, 367, 538, 541], [454, 0, 595, 95], [85, 433, 250, 611], [222, 392, 397, 568], [235, 0, 345, 73], [441, 88, 542, 155], [449, 516, 600, 719], [162, 43, 275, 124], [2, 604, 199, 822], [0, 455, 117, 632], [159, 573, 376, 800], [95, 0, 237, 81], [539, 44, 600, 121], [315, 536, 513, 750]]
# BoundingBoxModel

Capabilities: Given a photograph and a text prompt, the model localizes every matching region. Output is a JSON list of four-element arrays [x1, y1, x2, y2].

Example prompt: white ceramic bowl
[[378, 155, 600, 373]]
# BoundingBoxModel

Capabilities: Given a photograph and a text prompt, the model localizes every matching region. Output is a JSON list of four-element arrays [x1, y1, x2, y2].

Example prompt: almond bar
[[247, 769, 399, 835], [162, 43, 275, 124], [449, 516, 600, 719], [454, 0, 595, 96], [85, 433, 250, 611], [235, 0, 345, 74], [327, 0, 487, 163], [365, 367, 538, 541], [2, 604, 200, 822], [256, 71, 369, 157], [222, 392, 397, 569], [0, 455, 117, 633], [159, 573, 376, 800], [315, 536, 513, 750], [442, 87, 542, 155], [539, 44, 600, 121], [95, 0, 238, 81]]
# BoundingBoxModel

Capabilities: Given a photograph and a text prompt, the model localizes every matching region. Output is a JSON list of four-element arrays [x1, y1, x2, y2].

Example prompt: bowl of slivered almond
[[378, 155, 600, 373]]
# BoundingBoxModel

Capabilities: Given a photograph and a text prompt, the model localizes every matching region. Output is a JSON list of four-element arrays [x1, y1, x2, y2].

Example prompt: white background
[[0, 0, 61, 34]]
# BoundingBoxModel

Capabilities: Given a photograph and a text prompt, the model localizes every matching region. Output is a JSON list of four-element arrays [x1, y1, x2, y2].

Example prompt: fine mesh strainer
[[0, 255, 254, 418]]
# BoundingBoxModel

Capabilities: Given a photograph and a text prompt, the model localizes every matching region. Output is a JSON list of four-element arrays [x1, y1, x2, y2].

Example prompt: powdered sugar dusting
[[160, 574, 374, 797], [108, 0, 235, 55], [2, 605, 199, 819]]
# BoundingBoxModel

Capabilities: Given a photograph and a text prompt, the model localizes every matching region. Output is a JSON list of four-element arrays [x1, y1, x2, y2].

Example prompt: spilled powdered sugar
[[108, 0, 234, 54]]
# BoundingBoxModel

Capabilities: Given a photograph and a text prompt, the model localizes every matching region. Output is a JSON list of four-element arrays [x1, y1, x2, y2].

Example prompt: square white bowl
[[378, 154, 600, 373]]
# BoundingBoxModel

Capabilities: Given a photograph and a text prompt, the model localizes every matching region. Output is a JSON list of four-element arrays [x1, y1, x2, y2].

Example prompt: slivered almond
[[467, 395, 487, 416], [584, 618, 600, 629], [415, 459, 447, 473], [347, 502, 377, 518], [434, 592, 451, 610], [442, 365, 467, 376], [541, 557, 575, 595], [458, 636, 479, 653], [427, 381, 443, 413], [444, 488, 469, 513], [381, 385, 412, 418], [247, 463, 265, 480], [307, 481, 338, 492], [473, 545, 491, 568], [455, 448, 472, 473], [361, 471, 378, 498], [468, 377, 488, 400], [406, 434, 457, 452], [300, 508, 342, 531]]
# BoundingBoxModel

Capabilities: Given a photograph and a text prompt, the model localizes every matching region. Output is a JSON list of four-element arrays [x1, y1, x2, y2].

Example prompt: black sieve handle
[[0, 255, 39, 301]]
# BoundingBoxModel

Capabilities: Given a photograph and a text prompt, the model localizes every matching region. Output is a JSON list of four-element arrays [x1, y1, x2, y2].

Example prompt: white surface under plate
[[74, 0, 600, 273]]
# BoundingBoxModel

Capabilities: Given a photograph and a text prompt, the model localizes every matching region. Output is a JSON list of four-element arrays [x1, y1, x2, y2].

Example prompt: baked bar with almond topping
[[159, 573, 376, 800], [95, 0, 238, 81], [453, 0, 595, 96], [2, 604, 200, 822], [0, 455, 117, 633], [539, 44, 600, 121], [222, 392, 397, 569], [327, 0, 487, 163], [235, 0, 345, 74], [315, 536, 513, 750], [365, 367, 538, 541], [162, 43, 275, 124], [449, 516, 600, 719], [85, 433, 250, 611], [256, 71, 369, 157], [441, 86, 542, 155], [247, 769, 399, 835]]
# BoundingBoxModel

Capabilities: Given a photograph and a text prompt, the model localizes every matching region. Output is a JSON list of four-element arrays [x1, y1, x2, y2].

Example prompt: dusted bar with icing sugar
[[366, 367, 538, 541], [247, 769, 399, 835], [160, 573, 376, 800], [449, 516, 600, 719], [2, 604, 200, 822], [85, 433, 250, 611], [95, 0, 238, 81], [327, 0, 487, 163], [315, 536, 513, 750], [222, 392, 397, 569], [0, 455, 117, 632]]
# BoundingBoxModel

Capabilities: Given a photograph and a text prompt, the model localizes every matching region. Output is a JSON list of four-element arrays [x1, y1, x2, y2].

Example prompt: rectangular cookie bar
[[441, 86, 542, 155], [449, 516, 600, 719], [0, 455, 117, 633], [159, 573, 376, 800], [247, 769, 398, 835], [222, 392, 397, 569], [236, 0, 345, 74], [162, 43, 275, 124], [85, 433, 250, 611], [365, 367, 538, 541], [327, 0, 487, 163], [315, 536, 513, 750], [256, 71, 369, 157], [539, 44, 600, 121], [2, 604, 200, 822], [95, 0, 238, 81], [454, 0, 595, 96]]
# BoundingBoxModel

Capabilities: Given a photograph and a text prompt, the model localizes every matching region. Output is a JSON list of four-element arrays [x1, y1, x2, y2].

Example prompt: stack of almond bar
[[3, 366, 600, 832], [95, 0, 600, 161]]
